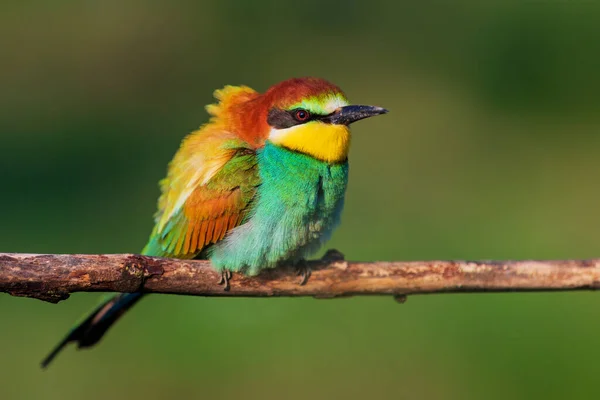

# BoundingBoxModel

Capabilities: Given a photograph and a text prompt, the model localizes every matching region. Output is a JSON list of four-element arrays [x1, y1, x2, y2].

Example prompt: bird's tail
[[41, 292, 144, 368]]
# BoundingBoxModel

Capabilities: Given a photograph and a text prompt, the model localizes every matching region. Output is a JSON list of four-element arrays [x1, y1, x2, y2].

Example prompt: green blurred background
[[2, 1, 600, 399]]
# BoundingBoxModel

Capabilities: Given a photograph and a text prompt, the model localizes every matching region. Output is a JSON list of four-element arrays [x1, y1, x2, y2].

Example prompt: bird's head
[[261, 77, 387, 163]]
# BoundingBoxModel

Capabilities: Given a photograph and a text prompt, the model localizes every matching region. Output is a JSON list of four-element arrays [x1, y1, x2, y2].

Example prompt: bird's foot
[[321, 249, 345, 263], [295, 260, 312, 286], [217, 270, 232, 291]]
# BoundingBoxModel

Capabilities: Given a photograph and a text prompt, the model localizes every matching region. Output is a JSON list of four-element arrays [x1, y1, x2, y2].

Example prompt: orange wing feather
[[142, 85, 263, 259]]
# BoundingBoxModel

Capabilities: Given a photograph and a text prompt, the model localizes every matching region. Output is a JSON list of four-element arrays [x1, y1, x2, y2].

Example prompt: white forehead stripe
[[323, 96, 349, 114]]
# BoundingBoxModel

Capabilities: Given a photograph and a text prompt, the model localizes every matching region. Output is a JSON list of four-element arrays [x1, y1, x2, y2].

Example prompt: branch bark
[[1, 251, 600, 303]]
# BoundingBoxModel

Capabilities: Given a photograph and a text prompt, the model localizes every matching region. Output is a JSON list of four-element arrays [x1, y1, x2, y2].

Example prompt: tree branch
[[1, 250, 600, 303]]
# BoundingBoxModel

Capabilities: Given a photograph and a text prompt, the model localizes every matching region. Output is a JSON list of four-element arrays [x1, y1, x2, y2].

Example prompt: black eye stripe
[[267, 108, 297, 129], [267, 108, 328, 129]]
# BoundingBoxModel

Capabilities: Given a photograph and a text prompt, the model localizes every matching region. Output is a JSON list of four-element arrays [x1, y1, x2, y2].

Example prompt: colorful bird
[[41, 77, 387, 367]]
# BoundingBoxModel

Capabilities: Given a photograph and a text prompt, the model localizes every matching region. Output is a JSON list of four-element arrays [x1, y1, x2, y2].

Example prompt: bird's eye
[[294, 109, 310, 122]]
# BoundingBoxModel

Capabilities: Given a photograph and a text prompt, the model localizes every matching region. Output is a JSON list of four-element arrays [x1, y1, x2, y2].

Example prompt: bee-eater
[[41, 77, 387, 367]]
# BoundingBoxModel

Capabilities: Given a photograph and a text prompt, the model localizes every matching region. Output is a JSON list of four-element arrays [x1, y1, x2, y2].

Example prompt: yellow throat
[[269, 122, 351, 163]]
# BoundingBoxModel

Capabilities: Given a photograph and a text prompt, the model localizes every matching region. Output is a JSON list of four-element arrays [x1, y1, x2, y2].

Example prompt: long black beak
[[322, 105, 388, 125]]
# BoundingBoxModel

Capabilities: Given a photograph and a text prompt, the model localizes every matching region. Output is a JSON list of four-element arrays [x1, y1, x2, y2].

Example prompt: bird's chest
[[210, 144, 348, 274], [256, 144, 348, 233], [239, 145, 348, 271]]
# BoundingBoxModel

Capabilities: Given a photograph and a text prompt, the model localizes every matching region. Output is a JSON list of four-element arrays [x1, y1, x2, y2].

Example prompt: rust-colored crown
[[263, 77, 344, 109]]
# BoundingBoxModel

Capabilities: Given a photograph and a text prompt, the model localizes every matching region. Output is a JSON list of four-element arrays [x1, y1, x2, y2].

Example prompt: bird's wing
[[142, 86, 261, 258]]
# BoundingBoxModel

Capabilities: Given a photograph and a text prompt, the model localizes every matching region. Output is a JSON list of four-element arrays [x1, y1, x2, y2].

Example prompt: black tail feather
[[41, 292, 144, 368], [41, 331, 76, 369]]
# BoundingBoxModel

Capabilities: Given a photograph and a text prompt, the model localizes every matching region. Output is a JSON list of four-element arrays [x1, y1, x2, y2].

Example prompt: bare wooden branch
[[1, 250, 600, 303]]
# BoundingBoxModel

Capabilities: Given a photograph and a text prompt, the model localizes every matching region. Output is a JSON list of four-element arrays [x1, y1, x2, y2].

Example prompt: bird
[[41, 77, 387, 367]]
